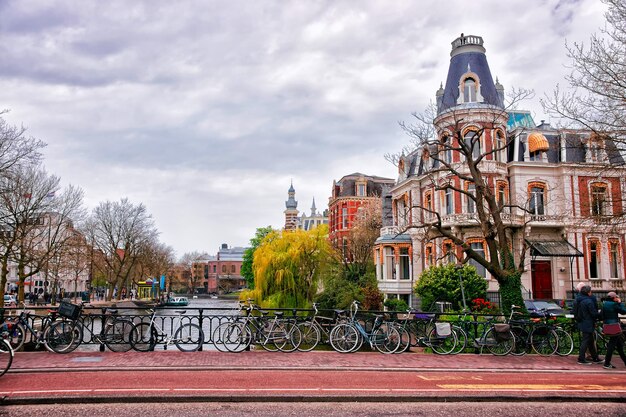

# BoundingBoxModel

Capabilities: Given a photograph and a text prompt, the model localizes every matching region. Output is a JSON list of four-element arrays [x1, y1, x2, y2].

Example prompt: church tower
[[284, 181, 299, 231]]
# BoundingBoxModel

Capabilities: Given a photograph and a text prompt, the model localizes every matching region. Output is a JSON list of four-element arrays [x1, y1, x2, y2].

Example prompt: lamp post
[[456, 264, 468, 311]]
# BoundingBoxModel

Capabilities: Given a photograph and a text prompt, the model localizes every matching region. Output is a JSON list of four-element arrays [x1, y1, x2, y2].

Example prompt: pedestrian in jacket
[[576, 285, 603, 365], [601, 291, 626, 369]]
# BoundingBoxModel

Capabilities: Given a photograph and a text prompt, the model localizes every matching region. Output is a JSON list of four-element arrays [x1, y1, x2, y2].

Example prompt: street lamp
[[456, 264, 468, 311]]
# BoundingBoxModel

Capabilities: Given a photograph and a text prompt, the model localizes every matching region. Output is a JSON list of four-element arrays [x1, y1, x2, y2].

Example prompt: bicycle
[[296, 303, 346, 352], [130, 308, 204, 352], [0, 305, 62, 352], [213, 301, 302, 353], [451, 311, 515, 355], [507, 305, 558, 356], [329, 301, 401, 354], [47, 302, 134, 353], [0, 333, 14, 376]]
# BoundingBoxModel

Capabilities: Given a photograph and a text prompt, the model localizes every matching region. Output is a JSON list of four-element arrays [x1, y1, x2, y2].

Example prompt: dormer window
[[355, 177, 367, 197], [463, 77, 477, 102]]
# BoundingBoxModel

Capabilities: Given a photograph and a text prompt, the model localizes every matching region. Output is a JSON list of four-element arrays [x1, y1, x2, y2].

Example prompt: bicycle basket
[[58, 301, 81, 320], [435, 322, 451, 337], [493, 323, 512, 341]]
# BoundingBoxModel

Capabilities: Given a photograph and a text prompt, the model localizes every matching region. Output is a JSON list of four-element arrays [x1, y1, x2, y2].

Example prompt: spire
[[311, 197, 317, 215], [285, 181, 297, 209]]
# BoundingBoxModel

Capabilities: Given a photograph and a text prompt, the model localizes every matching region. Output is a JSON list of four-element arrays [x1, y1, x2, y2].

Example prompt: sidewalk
[[9, 348, 622, 374]]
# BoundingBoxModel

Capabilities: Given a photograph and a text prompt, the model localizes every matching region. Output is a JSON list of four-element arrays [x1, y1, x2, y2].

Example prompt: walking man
[[576, 285, 603, 365]]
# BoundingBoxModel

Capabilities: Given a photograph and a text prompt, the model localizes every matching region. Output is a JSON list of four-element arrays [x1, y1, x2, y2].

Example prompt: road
[[3, 402, 626, 417]]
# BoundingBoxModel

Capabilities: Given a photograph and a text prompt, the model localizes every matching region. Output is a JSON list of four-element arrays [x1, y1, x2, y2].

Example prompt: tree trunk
[[497, 270, 525, 316]]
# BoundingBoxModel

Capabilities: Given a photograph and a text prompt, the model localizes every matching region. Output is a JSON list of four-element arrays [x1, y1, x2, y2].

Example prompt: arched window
[[424, 191, 433, 221], [444, 188, 454, 215], [441, 135, 453, 164], [467, 238, 487, 278], [463, 78, 477, 102], [496, 181, 508, 212], [494, 130, 505, 162], [425, 244, 435, 268], [528, 182, 546, 216], [442, 240, 456, 264], [464, 130, 481, 161]]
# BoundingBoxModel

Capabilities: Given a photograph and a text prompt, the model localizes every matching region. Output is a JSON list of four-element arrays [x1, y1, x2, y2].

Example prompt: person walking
[[576, 285, 603, 365], [601, 291, 626, 370]]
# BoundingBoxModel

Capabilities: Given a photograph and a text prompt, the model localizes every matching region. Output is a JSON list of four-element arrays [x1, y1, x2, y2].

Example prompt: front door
[[531, 260, 553, 299]]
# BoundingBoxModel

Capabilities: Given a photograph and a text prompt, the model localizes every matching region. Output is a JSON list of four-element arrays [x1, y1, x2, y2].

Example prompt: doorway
[[531, 260, 553, 299]]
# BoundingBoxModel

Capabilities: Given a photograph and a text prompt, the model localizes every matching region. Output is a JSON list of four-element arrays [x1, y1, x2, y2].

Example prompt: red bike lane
[[2, 350, 625, 403]]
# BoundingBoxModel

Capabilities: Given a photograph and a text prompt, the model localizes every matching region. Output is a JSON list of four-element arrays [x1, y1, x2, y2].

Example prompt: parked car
[[3, 294, 17, 308], [524, 300, 567, 317]]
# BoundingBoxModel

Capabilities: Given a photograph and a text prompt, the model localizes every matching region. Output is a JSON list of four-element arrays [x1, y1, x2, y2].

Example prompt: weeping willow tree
[[241, 225, 330, 308]]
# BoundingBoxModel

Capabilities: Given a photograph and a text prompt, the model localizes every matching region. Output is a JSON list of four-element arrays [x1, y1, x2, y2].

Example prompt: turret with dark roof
[[437, 34, 503, 114]]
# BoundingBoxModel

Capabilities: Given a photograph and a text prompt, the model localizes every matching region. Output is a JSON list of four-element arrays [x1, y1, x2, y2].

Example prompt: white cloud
[[0, 0, 609, 257]]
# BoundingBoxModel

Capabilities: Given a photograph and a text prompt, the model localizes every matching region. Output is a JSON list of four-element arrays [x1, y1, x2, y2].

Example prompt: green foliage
[[241, 226, 274, 289], [414, 264, 487, 311], [240, 225, 330, 309], [384, 298, 409, 312], [316, 261, 382, 310]]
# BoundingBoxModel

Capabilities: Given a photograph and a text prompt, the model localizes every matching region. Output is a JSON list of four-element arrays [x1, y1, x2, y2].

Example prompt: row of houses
[[291, 34, 626, 308]]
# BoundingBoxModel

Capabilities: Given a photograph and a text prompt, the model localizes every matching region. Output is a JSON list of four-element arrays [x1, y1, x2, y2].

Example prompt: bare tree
[[86, 198, 158, 301], [542, 0, 625, 146], [0, 165, 85, 302], [178, 251, 209, 294], [386, 86, 535, 313], [0, 111, 46, 180]]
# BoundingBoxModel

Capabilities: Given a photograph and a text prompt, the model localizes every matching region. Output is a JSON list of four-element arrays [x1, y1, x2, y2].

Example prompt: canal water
[[74, 296, 240, 353]]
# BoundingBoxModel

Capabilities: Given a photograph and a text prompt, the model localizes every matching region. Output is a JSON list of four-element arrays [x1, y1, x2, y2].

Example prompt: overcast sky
[[0, 0, 607, 258]]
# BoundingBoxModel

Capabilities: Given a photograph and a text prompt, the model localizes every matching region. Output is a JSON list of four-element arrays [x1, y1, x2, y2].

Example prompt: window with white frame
[[591, 184, 608, 216], [494, 131, 504, 162], [466, 183, 475, 214], [464, 130, 481, 161], [529, 185, 546, 216], [342, 207, 348, 229], [384, 247, 396, 280], [463, 78, 477, 102], [399, 248, 410, 280], [445, 188, 454, 215], [469, 241, 486, 278], [442, 135, 452, 164]]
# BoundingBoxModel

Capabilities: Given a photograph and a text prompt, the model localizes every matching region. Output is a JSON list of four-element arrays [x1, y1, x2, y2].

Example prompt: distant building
[[297, 198, 329, 231], [328, 173, 395, 254], [193, 244, 248, 294], [284, 182, 299, 231]]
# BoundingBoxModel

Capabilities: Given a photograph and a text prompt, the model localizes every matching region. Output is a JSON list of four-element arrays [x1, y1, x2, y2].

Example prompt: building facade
[[194, 244, 247, 294], [329, 173, 395, 253], [297, 198, 329, 231], [375, 34, 626, 307]]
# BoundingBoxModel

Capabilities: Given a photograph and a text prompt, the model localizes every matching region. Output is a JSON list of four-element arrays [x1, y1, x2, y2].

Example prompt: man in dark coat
[[576, 285, 602, 365]]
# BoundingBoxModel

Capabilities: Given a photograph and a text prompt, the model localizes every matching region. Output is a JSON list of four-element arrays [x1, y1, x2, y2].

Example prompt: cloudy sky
[[0, 0, 607, 258]]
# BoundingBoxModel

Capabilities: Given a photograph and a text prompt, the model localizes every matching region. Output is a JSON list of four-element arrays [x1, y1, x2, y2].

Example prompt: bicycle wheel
[[130, 322, 158, 352], [510, 326, 529, 356], [555, 327, 574, 356], [0, 339, 13, 377], [297, 322, 321, 352], [224, 323, 252, 353], [276, 322, 301, 353], [373, 325, 401, 354], [450, 325, 467, 355], [174, 323, 204, 352], [329, 323, 359, 353], [394, 326, 411, 354], [427, 327, 457, 355], [485, 327, 514, 356], [104, 319, 133, 352], [259, 320, 281, 352], [3, 322, 25, 351], [212, 322, 236, 352], [45, 320, 81, 353], [530, 326, 558, 356]]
